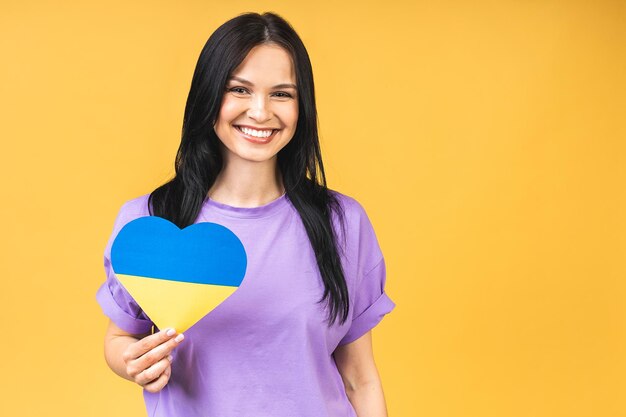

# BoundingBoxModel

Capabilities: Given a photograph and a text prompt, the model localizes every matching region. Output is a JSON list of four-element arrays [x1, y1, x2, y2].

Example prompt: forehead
[[229, 44, 296, 84]]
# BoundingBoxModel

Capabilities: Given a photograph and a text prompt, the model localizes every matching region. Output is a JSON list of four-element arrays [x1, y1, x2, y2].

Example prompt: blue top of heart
[[111, 216, 247, 287]]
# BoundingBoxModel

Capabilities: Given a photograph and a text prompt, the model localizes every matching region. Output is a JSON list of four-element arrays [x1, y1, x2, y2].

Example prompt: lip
[[236, 124, 279, 131], [234, 125, 279, 144]]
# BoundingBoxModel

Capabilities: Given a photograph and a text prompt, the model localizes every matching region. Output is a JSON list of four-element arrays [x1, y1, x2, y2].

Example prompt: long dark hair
[[147, 12, 350, 327]]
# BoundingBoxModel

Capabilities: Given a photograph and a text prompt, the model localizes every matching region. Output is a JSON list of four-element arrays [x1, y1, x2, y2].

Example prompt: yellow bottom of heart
[[116, 273, 238, 333]]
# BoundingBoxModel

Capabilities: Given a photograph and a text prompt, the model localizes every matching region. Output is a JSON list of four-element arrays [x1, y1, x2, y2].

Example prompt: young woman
[[96, 11, 395, 417]]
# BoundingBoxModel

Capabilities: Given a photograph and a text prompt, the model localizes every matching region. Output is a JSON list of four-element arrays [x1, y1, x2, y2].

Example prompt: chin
[[234, 150, 278, 163]]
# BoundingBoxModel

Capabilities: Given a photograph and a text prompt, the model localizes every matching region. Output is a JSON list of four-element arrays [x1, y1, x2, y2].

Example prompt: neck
[[208, 154, 284, 208]]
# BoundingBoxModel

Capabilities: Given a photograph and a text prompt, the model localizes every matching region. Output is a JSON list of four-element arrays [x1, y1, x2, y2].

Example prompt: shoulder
[[327, 188, 383, 268], [104, 193, 152, 254], [327, 188, 369, 221], [327, 189, 378, 238], [116, 193, 152, 222]]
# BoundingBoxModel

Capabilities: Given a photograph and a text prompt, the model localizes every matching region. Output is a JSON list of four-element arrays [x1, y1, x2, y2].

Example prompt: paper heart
[[110, 216, 247, 333]]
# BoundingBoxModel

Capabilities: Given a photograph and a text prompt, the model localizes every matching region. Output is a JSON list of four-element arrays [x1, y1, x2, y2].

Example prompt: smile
[[234, 125, 279, 143]]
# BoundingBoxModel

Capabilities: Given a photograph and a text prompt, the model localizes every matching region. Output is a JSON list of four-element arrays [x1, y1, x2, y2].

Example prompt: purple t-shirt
[[96, 189, 395, 417]]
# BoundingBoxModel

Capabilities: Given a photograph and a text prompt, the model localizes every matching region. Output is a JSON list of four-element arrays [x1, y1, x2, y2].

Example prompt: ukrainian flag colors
[[111, 216, 247, 332]]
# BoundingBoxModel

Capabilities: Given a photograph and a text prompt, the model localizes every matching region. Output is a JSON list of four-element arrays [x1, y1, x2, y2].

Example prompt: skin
[[209, 42, 298, 206], [334, 331, 390, 416], [102, 43, 388, 415], [103, 321, 185, 393]]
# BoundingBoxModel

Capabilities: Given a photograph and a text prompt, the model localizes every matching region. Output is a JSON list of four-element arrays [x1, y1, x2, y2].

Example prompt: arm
[[103, 319, 151, 381], [333, 331, 389, 417]]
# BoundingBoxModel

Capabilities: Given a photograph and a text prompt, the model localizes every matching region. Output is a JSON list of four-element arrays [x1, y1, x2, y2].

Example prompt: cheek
[[218, 98, 241, 124], [287, 106, 299, 129]]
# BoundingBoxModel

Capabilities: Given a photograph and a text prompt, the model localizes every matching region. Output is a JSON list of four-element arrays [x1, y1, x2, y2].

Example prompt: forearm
[[345, 378, 389, 417], [104, 334, 140, 382]]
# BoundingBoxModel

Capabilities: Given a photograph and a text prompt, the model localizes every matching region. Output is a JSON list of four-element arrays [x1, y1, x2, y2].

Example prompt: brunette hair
[[148, 12, 349, 326]]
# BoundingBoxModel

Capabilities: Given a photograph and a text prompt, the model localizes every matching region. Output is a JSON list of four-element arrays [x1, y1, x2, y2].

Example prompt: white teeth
[[239, 126, 273, 138]]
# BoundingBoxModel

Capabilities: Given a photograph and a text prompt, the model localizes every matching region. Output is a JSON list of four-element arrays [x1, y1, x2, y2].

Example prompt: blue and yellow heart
[[111, 216, 247, 333]]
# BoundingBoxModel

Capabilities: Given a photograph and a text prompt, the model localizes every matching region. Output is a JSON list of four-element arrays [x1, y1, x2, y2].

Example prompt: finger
[[142, 366, 171, 393], [131, 333, 183, 373], [124, 328, 179, 362], [136, 356, 172, 387]]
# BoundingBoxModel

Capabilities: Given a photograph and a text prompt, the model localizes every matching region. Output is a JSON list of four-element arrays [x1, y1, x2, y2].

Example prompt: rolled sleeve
[[338, 257, 396, 346], [338, 291, 395, 346], [95, 201, 154, 335], [95, 272, 154, 335]]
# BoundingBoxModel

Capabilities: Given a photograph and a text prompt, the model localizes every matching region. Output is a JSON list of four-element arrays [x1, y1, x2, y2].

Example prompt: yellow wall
[[1, 0, 624, 416]]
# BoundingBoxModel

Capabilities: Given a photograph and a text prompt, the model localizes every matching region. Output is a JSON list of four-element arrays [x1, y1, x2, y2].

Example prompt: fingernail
[[174, 333, 185, 343], [168, 355, 173, 362], [166, 328, 176, 337]]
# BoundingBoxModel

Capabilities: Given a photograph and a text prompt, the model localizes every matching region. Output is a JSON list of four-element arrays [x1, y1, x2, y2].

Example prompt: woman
[[96, 11, 395, 417]]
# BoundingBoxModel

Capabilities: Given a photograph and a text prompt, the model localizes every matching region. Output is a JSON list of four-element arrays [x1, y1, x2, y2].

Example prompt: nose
[[247, 94, 272, 123]]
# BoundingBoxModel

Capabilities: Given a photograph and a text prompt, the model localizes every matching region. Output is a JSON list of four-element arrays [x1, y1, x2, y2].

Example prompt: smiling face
[[213, 43, 299, 165]]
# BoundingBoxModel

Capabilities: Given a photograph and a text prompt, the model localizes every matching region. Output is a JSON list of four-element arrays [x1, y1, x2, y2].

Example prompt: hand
[[122, 328, 185, 393]]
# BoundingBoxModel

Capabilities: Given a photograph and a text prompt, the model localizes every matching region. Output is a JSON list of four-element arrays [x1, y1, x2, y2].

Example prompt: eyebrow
[[228, 76, 297, 90]]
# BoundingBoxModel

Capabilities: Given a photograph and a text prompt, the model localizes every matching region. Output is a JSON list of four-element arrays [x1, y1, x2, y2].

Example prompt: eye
[[228, 86, 248, 94], [272, 91, 293, 98]]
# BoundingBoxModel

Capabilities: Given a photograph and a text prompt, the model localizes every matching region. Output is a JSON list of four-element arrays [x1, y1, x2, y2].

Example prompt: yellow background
[[1, 0, 624, 416]]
